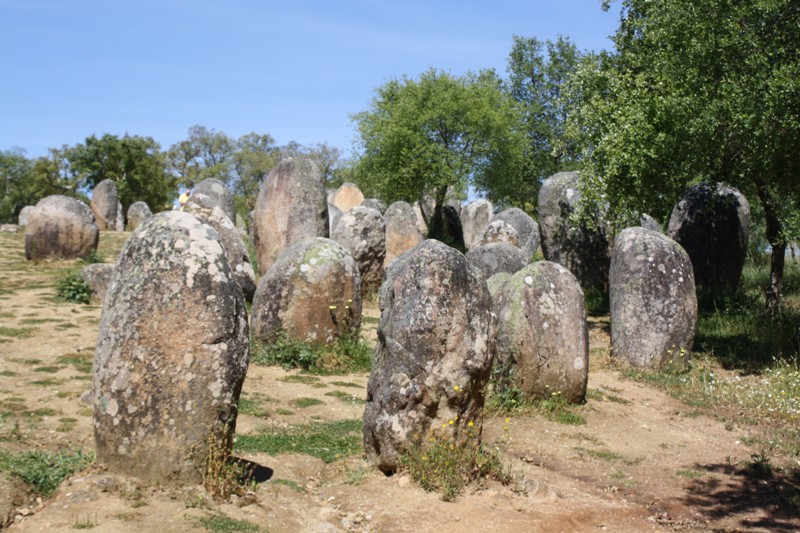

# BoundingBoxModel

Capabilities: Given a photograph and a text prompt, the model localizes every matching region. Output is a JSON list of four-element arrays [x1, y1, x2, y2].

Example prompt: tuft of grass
[[278, 374, 322, 385], [0, 326, 36, 339], [324, 390, 366, 404], [329, 381, 362, 389], [190, 511, 260, 532], [203, 427, 250, 501], [0, 448, 93, 496], [270, 478, 304, 492], [289, 397, 323, 409], [250, 332, 372, 374], [574, 447, 623, 462], [54, 273, 92, 304], [234, 419, 361, 463], [57, 352, 93, 374]]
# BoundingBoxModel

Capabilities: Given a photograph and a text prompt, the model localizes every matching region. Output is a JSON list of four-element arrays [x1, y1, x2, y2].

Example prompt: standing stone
[[251, 238, 361, 345], [667, 182, 750, 295], [93, 211, 249, 483], [492, 261, 588, 403], [538, 171, 610, 293], [253, 158, 329, 275], [489, 208, 540, 260], [81, 263, 115, 304], [478, 219, 520, 248], [465, 242, 528, 280], [126, 201, 152, 231], [90, 179, 119, 231], [363, 240, 495, 473], [184, 194, 258, 302], [361, 198, 387, 214], [328, 203, 343, 237], [115, 201, 125, 231], [610, 227, 697, 369], [639, 213, 661, 233], [193, 178, 236, 223], [329, 182, 365, 213], [383, 201, 424, 268], [331, 207, 386, 295], [17, 206, 35, 227], [461, 199, 494, 250], [25, 195, 99, 261]]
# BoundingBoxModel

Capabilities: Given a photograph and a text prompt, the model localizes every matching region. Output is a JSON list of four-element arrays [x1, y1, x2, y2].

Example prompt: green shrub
[[250, 332, 372, 374], [55, 273, 92, 304]]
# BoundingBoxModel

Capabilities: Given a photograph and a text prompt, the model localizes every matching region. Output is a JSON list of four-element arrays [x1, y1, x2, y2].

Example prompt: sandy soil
[[0, 230, 796, 532]]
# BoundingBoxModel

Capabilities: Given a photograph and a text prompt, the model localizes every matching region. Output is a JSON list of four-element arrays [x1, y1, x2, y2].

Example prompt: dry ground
[[0, 230, 797, 532]]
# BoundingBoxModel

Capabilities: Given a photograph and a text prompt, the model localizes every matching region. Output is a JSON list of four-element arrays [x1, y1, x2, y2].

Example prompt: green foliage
[[0, 448, 93, 496], [55, 273, 92, 304], [535, 392, 587, 425], [234, 419, 362, 463], [250, 332, 372, 374], [352, 68, 526, 233], [191, 511, 260, 532], [400, 424, 514, 502]]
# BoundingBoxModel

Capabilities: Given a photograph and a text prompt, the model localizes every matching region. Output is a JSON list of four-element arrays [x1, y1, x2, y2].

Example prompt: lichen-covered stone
[[478, 219, 520, 248], [93, 211, 249, 484], [667, 182, 750, 295], [538, 171, 610, 293], [253, 158, 329, 275], [610, 227, 697, 369], [461, 199, 494, 250], [361, 198, 387, 214], [383, 201, 424, 268], [115, 201, 125, 231], [90, 179, 119, 231], [18, 205, 35, 227], [465, 242, 528, 280], [493, 261, 588, 403], [251, 238, 361, 345], [193, 178, 236, 224], [126, 202, 152, 231], [488, 208, 540, 260], [363, 240, 495, 473], [184, 194, 257, 302], [639, 213, 661, 233], [25, 195, 99, 261], [331, 207, 386, 295], [81, 263, 115, 304], [329, 182, 365, 212]]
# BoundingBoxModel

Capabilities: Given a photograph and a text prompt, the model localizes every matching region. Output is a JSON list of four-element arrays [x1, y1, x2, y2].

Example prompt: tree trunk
[[754, 178, 785, 314]]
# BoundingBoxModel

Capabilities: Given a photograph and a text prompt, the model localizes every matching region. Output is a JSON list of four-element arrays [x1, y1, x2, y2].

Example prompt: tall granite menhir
[[93, 212, 249, 484], [667, 182, 750, 295], [363, 240, 495, 474], [253, 158, 328, 275]]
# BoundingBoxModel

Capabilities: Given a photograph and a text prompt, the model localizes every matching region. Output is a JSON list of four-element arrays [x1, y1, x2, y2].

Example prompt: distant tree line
[[0, 127, 345, 225]]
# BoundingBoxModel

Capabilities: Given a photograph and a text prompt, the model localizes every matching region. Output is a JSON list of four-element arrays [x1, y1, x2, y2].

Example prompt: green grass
[[269, 478, 304, 492], [574, 447, 623, 462], [190, 511, 260, 532], [19, 318, 64, 325], [289, 397, 324, 408], [57, 352, 93, 373], [329, 381, 363, 389], [0, 448, 94, 496], [278, 374, 322, 385], [324, 390, 366, 404], [33, 365, 64, 373], [0, 326, 36, 339], [236, 397, 269, 418], [234, 419, 362, 463], [251, 332, 372, 374]]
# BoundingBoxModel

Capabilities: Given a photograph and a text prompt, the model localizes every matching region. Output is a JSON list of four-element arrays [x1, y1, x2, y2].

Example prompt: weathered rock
[[251, 238, 361, 345], [461, 199, 494, 250], [193, 178, 236, 223], [667, 182, 750, 295], [25, 195, 99, 261], [639, 213, 661, 233], [184, 194, 257, 301], [126, 202, 152, 231], [331, 207, 386, 295], [363, 240, 495, 473], [93, 211, 249, 484], [328, 203, 343, 237], [17, 206, 35, 227], [383, 201, 424, 268], [329, 182, 365, 212], [430, 204, 465, 250], [81, 263, 115, 304], [486, 272, 512, 298], [538, 171, 610, 293], [253, 158, 329, 275], [493, 261, 588, 403], [115, 201, 125, 231], [361, 198, 387, 214], [478, 219, 520, 248], [489, 208, 540, 259], [610, 227, 697, 369], [90, 179, 119, 231], [466, 243, 528, 280]]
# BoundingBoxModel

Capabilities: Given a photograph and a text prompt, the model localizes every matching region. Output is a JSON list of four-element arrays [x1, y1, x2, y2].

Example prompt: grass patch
[[289, 397, 323, 409], [275, 408, 294, 416], [361, 316, 379, 324], [29, 378, 64, 386], [234, 418, 362, 463], [0, 448, 93, 496], [0, 370, 17, 377], [19, 318, 64, 325], [190, 511, 260, 532], [676, 469, 703, 479], [0, 326, 36, 339], [236, 397, 269, 418], [270, 478, 304, 492], [324, 390, 365, 404], [278, 374, 322, 385], [34, 365, 64, 373], [57, 352, 93, 373], [574, 447, 623, 462], [329, 381, 362, 389], [251, 332, 372, 374]]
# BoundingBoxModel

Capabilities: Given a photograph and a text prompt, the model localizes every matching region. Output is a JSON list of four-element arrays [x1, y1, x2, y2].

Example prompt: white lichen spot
[[300, 263, 310, 273], [574, 357, 585, 370], [183, 352, 194, 367], [185, 400, 193, 412], [309, 257, 318, 265], [524, 276, 534, 286], [107, 399, 119, 417], [658, 264, 666, 273]]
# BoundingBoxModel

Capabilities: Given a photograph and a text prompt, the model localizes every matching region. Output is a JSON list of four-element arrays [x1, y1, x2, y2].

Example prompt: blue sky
[[1, 1, 620, 159]]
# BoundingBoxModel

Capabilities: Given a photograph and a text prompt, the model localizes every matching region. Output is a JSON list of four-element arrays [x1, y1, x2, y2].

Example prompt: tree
[[67, 134, 173, 213], [352, 68, 526, 238], [231, 132, 281, 217], [167, 125, 236, 187], [570, 0, 800, 311], [505, 35, 583, 211], [0, 149, 34, 223]]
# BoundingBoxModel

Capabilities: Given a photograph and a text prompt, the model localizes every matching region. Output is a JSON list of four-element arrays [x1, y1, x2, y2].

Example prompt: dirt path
[[0, 231, 795, 532]]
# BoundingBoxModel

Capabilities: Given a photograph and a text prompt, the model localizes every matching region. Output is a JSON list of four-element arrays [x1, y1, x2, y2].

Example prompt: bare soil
[[0, 230, 797, 532]]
